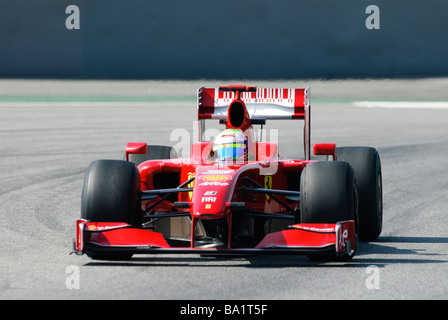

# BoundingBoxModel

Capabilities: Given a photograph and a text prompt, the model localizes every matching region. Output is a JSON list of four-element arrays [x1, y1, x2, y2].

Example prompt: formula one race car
[[74, 85, 382, 260]]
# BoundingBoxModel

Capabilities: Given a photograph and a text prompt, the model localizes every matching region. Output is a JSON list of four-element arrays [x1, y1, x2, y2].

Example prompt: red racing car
[[74, 85, 382, 260]]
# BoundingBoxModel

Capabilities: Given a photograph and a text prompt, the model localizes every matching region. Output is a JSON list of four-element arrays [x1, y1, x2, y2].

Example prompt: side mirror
[[125, 142, 147, 161], [313, 143, 336, 160]]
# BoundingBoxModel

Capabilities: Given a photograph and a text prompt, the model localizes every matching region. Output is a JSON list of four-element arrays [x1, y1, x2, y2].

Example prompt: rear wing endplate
[[197, 86, 311, 160]]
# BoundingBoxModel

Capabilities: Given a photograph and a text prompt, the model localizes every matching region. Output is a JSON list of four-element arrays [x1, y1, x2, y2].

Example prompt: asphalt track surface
[[1, 78, 448, 300]]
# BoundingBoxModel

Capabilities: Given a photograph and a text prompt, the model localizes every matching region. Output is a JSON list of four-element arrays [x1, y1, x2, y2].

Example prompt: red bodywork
[[74, 85, 356, 258]]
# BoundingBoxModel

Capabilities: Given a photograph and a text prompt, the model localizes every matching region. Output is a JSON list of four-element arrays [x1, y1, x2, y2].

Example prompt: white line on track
[[0, 101, 193, 107], [353, 101, 448, 109]]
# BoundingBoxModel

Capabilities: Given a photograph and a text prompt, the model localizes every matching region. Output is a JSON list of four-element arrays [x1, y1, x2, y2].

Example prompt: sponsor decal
[[199, 181, 229, 186], [204, 191, 217, 195], [86, 223, 128, 231], [198, 174, 232, 182], [201, 197, 217, 203], [293, 225, 335, 233], [339, 229, 349, 248], [203, 169, 234, 174]]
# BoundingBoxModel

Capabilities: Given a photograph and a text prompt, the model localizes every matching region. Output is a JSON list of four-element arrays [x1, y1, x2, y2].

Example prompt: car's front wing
[[73, 219, 356, 258]]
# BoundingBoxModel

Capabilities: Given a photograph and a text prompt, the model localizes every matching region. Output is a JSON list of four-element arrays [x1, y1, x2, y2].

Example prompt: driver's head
[[213, 129, 248, 163]]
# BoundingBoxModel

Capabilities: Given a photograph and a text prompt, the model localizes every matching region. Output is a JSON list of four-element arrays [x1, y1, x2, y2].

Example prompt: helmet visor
[[214, 143, 247, 161]]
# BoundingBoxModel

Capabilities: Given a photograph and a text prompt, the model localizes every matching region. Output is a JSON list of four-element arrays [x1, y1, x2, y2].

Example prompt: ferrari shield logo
[[264, 175, 272, 201], [187, 172, 195, 200]]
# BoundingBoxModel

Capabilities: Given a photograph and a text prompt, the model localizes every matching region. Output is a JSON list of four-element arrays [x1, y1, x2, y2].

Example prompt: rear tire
[[336, 147, 382, 241], [300, 161, 358, 260]]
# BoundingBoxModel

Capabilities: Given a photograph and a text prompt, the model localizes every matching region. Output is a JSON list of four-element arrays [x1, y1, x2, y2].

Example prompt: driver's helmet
[[213, 129, 248, 162]]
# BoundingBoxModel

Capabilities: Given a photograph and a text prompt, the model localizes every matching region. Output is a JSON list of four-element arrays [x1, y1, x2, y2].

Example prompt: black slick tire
[[300, 161, 358, 260], [336, 147, 382, 241], [81, 160, 141, 226], [81, 160, 141, 260]]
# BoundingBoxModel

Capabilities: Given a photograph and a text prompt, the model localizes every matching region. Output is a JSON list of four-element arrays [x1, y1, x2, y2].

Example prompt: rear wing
[[197, 85, 311, 160]]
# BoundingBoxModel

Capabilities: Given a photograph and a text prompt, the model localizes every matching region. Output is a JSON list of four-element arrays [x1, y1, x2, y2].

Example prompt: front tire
[[300, 161, 358, 260], [81, 160, 141, 260], [81, 160, 141, 226]]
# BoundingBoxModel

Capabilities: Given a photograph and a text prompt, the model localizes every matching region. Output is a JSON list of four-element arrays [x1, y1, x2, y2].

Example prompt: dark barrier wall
[[1, 0, 447, 79]]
